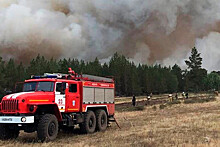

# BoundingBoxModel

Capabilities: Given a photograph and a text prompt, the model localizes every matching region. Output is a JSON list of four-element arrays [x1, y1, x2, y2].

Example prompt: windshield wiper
[[37, 90, 46, 92], [26, 90, 35, 92]]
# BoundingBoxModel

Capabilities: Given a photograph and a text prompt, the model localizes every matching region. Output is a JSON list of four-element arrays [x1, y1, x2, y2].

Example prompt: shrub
[[159, 104, 167, 109], [167, 100, 181, 106], [122, 106, 145, 112], [152, 106, 157, 111], [184, 97, 216, 104]]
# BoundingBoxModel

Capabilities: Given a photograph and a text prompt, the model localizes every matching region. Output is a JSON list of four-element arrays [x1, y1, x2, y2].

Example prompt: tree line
[[0, 47, 219, 98]]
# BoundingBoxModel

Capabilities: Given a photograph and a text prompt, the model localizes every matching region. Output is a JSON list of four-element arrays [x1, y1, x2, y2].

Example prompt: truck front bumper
[[0, 116, 34, 124]]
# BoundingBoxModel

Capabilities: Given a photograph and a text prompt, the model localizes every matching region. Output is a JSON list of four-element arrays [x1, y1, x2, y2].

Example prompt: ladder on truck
[[32, 68, 114, 83]]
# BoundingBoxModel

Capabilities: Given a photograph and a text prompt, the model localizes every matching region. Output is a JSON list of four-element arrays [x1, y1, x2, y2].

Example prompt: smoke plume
[[0, 0, 220, 71]]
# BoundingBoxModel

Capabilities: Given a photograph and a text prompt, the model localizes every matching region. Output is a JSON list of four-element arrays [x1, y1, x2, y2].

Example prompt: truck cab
[[0, 68, 115, 142]]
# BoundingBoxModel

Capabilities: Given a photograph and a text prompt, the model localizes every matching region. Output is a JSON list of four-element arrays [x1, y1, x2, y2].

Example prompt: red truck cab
[[0, 68, 115, 142]]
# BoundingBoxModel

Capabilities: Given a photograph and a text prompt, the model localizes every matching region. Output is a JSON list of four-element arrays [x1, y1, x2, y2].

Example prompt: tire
[[0, 124, 19, 140], [95, 109, 108, 131], [37, 114, 58, 142], [80, 110, 96, 134]]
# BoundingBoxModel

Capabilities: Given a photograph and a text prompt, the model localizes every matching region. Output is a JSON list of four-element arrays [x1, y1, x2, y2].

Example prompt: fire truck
[[0, 68, 115, 142]]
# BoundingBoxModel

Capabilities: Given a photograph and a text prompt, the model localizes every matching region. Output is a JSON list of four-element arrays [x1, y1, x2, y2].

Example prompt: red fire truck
[[0, 68, 115, 142]]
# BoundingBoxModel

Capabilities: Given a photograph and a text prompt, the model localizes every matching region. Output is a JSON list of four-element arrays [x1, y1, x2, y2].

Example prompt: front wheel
[[37, 114, 58, 142], [0, 124, 19, 140]]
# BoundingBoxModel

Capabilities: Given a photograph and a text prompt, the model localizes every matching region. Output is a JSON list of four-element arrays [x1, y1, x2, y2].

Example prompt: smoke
[[0, 0, 219, 71], [196, 32, 220, 72]]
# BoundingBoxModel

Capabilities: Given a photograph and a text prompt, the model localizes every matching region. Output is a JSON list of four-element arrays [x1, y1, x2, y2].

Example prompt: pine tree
[[204, 72, 220, 91], [27, 55, 49, 76], [47, 58, 59, 73], [185, 47, 207, 92], [0, 57, 5, 99], [4, 59, 17, 91], [171, 64, 184, 91], [185, 47, 202, 70]]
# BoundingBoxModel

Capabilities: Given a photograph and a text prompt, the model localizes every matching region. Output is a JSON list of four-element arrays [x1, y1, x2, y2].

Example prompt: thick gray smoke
[[0, 0, 220, 71]]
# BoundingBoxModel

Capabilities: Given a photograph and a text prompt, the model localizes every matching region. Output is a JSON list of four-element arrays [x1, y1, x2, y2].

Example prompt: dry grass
[[115, 94, 170, 104], [1, 96, 220, 147], [115, 96, 147, 104]]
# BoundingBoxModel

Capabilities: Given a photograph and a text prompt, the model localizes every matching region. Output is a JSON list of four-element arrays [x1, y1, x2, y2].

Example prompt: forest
[[0, 47, 219, 98]]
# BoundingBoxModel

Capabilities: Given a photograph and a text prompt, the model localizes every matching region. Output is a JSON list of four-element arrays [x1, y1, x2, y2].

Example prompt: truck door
[[66, 82, 80, 112], [55, 82, 66, 112]]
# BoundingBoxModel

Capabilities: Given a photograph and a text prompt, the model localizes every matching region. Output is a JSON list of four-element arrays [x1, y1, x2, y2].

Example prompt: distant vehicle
[[0, 68, 115, 142]]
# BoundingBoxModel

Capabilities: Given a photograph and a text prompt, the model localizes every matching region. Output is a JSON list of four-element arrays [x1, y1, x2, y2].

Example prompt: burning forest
[[0, 0, 219, 71]]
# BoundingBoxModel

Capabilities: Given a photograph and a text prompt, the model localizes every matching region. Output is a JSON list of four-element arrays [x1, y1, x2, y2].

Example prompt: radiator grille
[[1, 100, 19, 112]]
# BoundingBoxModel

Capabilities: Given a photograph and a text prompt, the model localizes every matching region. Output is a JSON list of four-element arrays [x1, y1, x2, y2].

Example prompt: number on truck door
[[55, 82, 66, 112]]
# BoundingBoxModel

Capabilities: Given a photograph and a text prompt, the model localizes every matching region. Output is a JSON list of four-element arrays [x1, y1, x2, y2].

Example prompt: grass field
[[0, 94, 220, 147]]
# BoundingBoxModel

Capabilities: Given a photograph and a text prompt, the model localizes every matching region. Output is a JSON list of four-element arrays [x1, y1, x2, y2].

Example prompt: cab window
[[36, 82, 54, 92], [56, 82, 66, 94], [69, 84, 77, 93]]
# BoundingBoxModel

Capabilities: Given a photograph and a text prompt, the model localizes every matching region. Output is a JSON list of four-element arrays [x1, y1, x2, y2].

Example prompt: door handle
[[76, 96, 79, 98]]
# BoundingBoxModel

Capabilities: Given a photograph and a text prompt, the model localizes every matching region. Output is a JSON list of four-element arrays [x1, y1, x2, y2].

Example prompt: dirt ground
[[0, 95, 220, 147]]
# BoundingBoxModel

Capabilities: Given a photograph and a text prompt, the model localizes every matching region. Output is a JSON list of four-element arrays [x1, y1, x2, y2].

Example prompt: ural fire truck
[[0, 68, 115, 141]]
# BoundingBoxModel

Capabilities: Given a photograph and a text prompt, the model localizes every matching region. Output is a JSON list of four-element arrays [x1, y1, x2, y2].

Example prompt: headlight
[[21, 117, 26, 122]]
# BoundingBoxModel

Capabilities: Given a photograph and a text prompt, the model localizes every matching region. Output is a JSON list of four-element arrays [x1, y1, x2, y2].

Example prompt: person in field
[[175, 93, 178, 100], [132, 95, 136, 106], [185, 92, 189, 99], [182, 92, 185, 99], [214, 91, 218, 96], [168, 94, 173, 102], [146, 93, 151, 105]]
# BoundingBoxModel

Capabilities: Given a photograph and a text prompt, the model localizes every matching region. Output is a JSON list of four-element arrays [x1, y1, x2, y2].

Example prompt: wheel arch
[[35, 104, 62, 121], [85, 105, 109, 116]]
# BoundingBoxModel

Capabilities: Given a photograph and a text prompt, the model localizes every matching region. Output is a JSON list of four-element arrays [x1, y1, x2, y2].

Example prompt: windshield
[[23, 81, 54, 92]]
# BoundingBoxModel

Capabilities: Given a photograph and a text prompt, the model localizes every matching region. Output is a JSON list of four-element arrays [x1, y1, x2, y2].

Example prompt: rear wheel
[[96, 109, 108, 131], [37, 114, 58, 142], [80, 110, 96, 134], [0, 124, 19, 140]]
